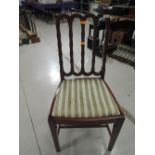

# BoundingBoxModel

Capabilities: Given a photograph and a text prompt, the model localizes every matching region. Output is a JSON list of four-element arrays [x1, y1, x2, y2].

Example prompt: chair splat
[[81, 19, 86, 73], [55, 14, 110, 80]]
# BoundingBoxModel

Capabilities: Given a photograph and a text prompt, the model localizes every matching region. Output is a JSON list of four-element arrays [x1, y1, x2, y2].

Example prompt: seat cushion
[[52, 79, 120, 118]]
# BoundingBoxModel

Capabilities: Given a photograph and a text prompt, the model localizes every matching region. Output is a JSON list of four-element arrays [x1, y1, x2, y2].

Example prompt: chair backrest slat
[[101, 17, 110, 79], [56, 16, 64, 81], [81, 19, 85, 73], [91, 16, 98, 74], [68, 18, 74, 74], [55, 13, 110, 80]]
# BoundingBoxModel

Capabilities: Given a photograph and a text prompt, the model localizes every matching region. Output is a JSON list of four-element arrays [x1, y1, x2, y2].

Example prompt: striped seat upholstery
[[52, 79, 120, 118]]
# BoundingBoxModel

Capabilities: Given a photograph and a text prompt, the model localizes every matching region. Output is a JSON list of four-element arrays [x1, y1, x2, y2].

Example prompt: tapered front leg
[[108, 118, 125, 151], [48, 115, 60, 152]]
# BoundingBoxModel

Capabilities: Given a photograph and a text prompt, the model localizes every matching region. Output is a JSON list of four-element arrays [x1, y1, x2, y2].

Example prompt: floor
[[19, 17, 135, 155]]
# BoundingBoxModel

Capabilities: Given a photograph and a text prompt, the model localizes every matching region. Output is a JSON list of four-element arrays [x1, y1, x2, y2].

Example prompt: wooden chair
[[48, 13, 125, 152]]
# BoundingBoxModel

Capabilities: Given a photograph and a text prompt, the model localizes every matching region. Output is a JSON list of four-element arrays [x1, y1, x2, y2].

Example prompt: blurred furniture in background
[[87, 3, 135, 67], [21, 0, 75, 22], [109, 44, 135, 67], [19, 8, 40, 45]]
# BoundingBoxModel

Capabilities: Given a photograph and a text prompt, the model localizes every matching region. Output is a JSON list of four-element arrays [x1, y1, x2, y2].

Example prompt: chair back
[[55, 13, 110, 81]]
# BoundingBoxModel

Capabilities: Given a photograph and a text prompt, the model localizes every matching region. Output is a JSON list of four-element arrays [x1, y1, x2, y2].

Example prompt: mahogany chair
[[48, 13, 125, 152]]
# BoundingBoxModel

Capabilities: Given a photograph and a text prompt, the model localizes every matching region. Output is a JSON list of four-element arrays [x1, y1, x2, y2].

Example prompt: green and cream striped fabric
[[52, 79, 120, 118]]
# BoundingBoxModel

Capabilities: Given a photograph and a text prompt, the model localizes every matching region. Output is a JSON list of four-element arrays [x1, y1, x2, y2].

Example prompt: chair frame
[[48, 13, 125, 152]]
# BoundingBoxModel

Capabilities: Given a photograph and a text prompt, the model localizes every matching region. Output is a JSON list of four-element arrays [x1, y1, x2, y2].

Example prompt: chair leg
[[48, 115, 61, 152], [108, 118, 125, 151]]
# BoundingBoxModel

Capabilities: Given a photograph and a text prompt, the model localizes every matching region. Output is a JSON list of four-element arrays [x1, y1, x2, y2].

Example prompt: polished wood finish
[[108, 118, 125, 151], [48, 116, 60, 152], [55, 13, 107, 79], [48, 13, 125, 152]]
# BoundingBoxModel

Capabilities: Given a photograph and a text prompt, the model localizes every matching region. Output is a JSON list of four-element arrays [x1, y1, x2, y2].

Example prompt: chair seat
[[52, 79, 120, 118]]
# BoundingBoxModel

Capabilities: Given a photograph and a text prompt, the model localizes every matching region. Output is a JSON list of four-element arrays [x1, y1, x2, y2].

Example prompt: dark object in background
[[19, 8, 40, 45], [111, 0, 129, 5], [73, 0, 89, 12], [110, 30, 126, 45], [129, 0, 135, 6], [87, 24, 100, 50], [87, 18, 106, 57], [110, 20, 135, 46], [87, 18, 134, 57], [109, 44, 135, 67], [96, 0, 135, 16]]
